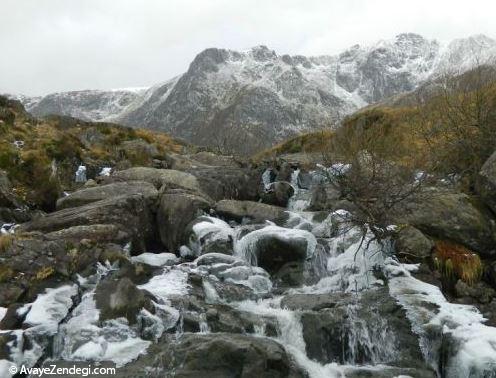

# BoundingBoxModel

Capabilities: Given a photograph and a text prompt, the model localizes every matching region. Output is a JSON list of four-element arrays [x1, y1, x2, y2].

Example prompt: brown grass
[[0, 234, 14, 253], [434, 240, 482, 285]]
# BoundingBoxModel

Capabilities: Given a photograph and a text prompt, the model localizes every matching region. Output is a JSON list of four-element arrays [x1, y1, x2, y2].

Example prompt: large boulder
[[236, 225, 315, 276], [0, 234, 129, 307], [214, 200, 287, 224], [281, 289, 433, 375], [262, 181, 295, 207], [44, 224, 131, 246], [186, 216, 234, 256], [157, 189, 212, 253], [478, 150, 496, 214], [396, 189, 496, 257], [394, 226, 433, 263], [107, 167, 203, 193], [117, 333, 306, 378], [56, 181, 158, 210], [309, 183, 341, 211], [19, 194, 155, 253], [187, 166, 260, 201], [95, 277, 153, 324]]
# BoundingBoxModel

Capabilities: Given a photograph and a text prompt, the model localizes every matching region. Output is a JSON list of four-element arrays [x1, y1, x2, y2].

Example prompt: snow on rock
[[131, 252, 178, 267]]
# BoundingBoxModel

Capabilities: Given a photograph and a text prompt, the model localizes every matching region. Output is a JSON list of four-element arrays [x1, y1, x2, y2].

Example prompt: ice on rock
[[99, 167, 112, 176], [0, 360, 16, 378], [54, 292, 150, 367], [386, 258, 496, 376], [195, 253, 273, 295], [21, 285, 78, 335], [188, 216, 235, 256], [131, 252, 178, 267], [234, 224, 317, 266], [0, 307, 7, 323], [75, 165, 87, 183], [138, 268, 189, 301]]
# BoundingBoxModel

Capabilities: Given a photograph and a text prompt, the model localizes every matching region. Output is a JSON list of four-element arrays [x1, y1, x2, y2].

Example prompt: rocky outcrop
[[478, 150, 496, 214], [95, 277, 153, 324], [396, 189, 496, 257], [119, 333, 306, 378], [157, 189, 212, 253], [262, 181, 295, 207], [309, 183, 341, 211], [56, 181, 158, 210], [19, 194, 155, 253], [282, 289, 434, 375], [214, 200, 287, 224], [187, 166, 260, 201], [394, 226, 433, 263], [106, 167, 203, 194]]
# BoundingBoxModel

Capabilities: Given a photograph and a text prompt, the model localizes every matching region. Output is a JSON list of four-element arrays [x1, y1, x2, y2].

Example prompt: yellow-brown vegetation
[[434, 240, 482, 285]]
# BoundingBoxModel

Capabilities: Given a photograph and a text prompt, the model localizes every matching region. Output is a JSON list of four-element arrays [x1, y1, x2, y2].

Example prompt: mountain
[[10, 88, 148, 122], [10, 33, 496, 154]]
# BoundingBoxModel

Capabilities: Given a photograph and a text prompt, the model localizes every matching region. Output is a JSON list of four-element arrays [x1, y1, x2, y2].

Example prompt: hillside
[[0, 95, 184, 211]]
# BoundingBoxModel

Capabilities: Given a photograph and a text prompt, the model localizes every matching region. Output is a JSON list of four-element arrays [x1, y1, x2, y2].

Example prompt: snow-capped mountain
[[10, 33, 496, 154], [12, 87, 148, 122]]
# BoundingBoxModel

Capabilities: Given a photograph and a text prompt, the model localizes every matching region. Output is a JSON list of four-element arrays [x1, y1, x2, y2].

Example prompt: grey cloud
[[1, 0, 495, 95]]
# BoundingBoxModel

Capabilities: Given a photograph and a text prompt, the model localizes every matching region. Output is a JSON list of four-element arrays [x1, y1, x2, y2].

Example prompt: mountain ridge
[[7, 33, 496, 154]]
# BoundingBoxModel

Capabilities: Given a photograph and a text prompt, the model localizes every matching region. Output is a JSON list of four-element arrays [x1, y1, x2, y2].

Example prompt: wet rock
[[478, 150, 496, 214], [309, 183, 341, 211], [214, 199, 287, 224], [262, 181, 295, 207], [285, 289, 430, 373], [276, 162, 293, 182], [237, 226, 314, 275], [195, 253, 239, 266], [204, 304, 278, 335], [157, 189, 212, 253], [19, 194, 155, 253], [297, 171, 312, 189], [56, 181, 158, 210], [95, 277, 153, 324], [344, 366, 436, 378], [394, 226, 433, 262], [186, 216, 234, 255], [454, 280, 495, 304], [281, 293, 347, 311], [272, 261, 305, 287], [120, 333, 306, 378], [0, 303, 24, 330]]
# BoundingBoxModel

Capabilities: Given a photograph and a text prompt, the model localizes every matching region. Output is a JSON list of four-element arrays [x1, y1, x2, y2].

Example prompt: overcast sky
[[2, 0, 495, 96]]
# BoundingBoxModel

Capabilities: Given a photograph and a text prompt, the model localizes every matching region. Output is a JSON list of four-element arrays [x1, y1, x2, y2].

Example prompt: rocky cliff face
[[11, 34, 496, 154]]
